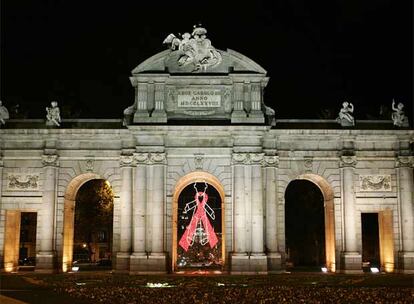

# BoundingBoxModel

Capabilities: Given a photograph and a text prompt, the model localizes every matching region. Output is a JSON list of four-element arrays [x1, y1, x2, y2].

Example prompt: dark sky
[[1, 0, 412, 120]]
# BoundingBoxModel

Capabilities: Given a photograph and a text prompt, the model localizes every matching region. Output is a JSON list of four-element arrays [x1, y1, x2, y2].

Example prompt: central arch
[[172, 171, 225, 272], [285, 173, 336, 272]]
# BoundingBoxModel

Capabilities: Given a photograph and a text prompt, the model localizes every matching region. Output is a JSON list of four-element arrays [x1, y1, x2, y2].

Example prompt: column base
[[341, 252, 362, 273], [151, 110, 167, 123], [35, 252, 56, 273], [398, 251, 414, 273], [130, 253, 167, 274], [246, 111, 265, 123], [267, 252, 283, 273], [230, 253, 267, 274], [115, 252, 130, 271], [231, 110, 247, 123]]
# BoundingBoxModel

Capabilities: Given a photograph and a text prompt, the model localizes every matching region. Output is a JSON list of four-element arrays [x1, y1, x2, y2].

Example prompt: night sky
[[1, 0, 412, 120]]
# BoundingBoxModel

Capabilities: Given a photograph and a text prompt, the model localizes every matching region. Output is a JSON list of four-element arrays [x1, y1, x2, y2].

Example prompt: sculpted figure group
[[163, 25, 222, 71]]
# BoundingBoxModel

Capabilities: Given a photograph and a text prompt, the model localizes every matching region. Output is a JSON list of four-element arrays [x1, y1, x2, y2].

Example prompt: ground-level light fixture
[[321, 267, 328, 273], [71, 266, 79, 272], [370, 267, 380, 273]]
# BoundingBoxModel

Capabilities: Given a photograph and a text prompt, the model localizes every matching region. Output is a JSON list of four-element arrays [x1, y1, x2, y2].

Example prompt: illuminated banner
[[179, 191, 218, 251]]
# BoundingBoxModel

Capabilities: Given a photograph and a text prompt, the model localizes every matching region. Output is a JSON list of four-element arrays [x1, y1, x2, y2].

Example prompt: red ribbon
[[179, 191, 218, 251]]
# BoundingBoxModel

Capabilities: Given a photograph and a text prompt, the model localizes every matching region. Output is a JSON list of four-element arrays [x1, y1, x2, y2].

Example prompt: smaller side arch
[[62, 173, 102, 272], [288, 173, 336, 272], [171, 171, 226, 272]]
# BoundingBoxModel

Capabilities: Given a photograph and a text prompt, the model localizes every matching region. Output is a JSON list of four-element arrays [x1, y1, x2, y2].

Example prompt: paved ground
[[1, 271, 413, 303]]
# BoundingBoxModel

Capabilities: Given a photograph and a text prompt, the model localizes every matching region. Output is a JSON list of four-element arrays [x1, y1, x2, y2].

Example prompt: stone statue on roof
[[391, 99, 409, 127], [163, 25, 222, 71], [336, 101, 355, 127], [46, 101, 61, 127], [0, 100, 10, 126]]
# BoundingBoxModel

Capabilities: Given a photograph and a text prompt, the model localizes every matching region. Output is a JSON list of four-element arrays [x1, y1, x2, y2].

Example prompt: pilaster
[[340, 155, 362, 272], [36, 154, 59, 272], [396, 156, 414, 272], [115, 154, 134, 271], [264, 155, 282, 271]]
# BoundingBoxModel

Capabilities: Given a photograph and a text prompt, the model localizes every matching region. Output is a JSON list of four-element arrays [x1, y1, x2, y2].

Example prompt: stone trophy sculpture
[[46, 101, 61, 127], [391, 99, 409, 127], [336, 101, 355, 127], [0, 100, 10, 126], [163, 25, 222, 72]]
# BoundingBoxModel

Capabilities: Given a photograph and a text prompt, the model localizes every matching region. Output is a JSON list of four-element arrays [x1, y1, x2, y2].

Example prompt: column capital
[[232, 153, 264, 165], [42, 154, 59, 167], [395, 156, 413, 168], [134, 152, 166, 165], [340, 155, 357, 168], [264, 155, 279, 167], [120, 154, 135, 167]]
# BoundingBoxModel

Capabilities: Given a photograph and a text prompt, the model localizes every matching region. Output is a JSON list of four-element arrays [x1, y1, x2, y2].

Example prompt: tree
[[74, 179, 114, 262]]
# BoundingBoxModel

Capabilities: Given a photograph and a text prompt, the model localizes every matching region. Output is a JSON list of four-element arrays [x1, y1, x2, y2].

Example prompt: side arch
[[171, 171, 225, 272], [62, 173, 102, 272], [286, 173, 336, 272]]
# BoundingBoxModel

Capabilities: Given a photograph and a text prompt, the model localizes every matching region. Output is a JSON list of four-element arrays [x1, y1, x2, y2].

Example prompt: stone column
[[248, 83, 265, 123], [147, 153, 166, 272], [37, 154, 59, 271], [116, 154, 134, 271], [152, 83, 167, 122], [340, 156, 361, 272], [264, 155, 282, 271], [150, 153, 165, 254], [396, 156, 414, 271], [231, 82, 247, 123], [251, 154, 264, 254], [133, 82, 150, 122], [230, 153, 248, 273], [232, 153, 247, 254]]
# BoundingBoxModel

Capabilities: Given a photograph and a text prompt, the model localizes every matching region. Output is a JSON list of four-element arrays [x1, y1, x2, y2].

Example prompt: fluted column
[[251, 154, 264, 254], [340, 156, 361, 271], [396, 156, 414, 271], [232, 153, 247, 254], [37, 154, 59, 270]]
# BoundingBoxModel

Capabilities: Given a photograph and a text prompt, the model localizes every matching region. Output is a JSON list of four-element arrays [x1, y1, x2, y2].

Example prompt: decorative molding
[[41, 154, 59, 167], [120, 154, 135, 167], [133, 152, 166, 165], [232, 153, 264, 165], [264, 155, 279, 168], [7, 174, 39, 190], [85, 158, 94, 172], [304, 157, 313, 172], [340, 155, 357, 168], [395, 156, 413, 168], [359, 175, 392, 192], [194, 153, 204, 170]]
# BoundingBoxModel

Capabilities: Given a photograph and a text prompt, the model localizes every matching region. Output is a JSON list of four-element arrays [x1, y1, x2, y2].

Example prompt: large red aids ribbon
[[179, 192, 218, 251]]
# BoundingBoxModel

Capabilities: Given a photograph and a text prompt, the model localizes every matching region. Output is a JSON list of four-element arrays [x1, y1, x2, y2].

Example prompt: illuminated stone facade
[[0, 43, 413, 274]]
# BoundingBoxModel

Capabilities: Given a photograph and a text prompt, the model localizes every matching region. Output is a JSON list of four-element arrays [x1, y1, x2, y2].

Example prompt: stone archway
[[171, 171, 225, 272], [61, 173, 102, 272], [285, 174, 336, 272]]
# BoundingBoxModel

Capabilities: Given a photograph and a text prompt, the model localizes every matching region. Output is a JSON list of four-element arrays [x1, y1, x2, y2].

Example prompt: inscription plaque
[[177, 89, 221, 108]]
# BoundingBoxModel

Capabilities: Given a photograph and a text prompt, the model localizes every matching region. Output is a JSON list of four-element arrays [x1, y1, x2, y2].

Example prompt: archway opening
[[72, 179, 114, 270], [285, 180, 326, 271], [172, 172, 225, 273]]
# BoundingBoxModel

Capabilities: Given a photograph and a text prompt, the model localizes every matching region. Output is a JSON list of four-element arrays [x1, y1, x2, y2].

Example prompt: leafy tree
[[74, 179, 114, 262]]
